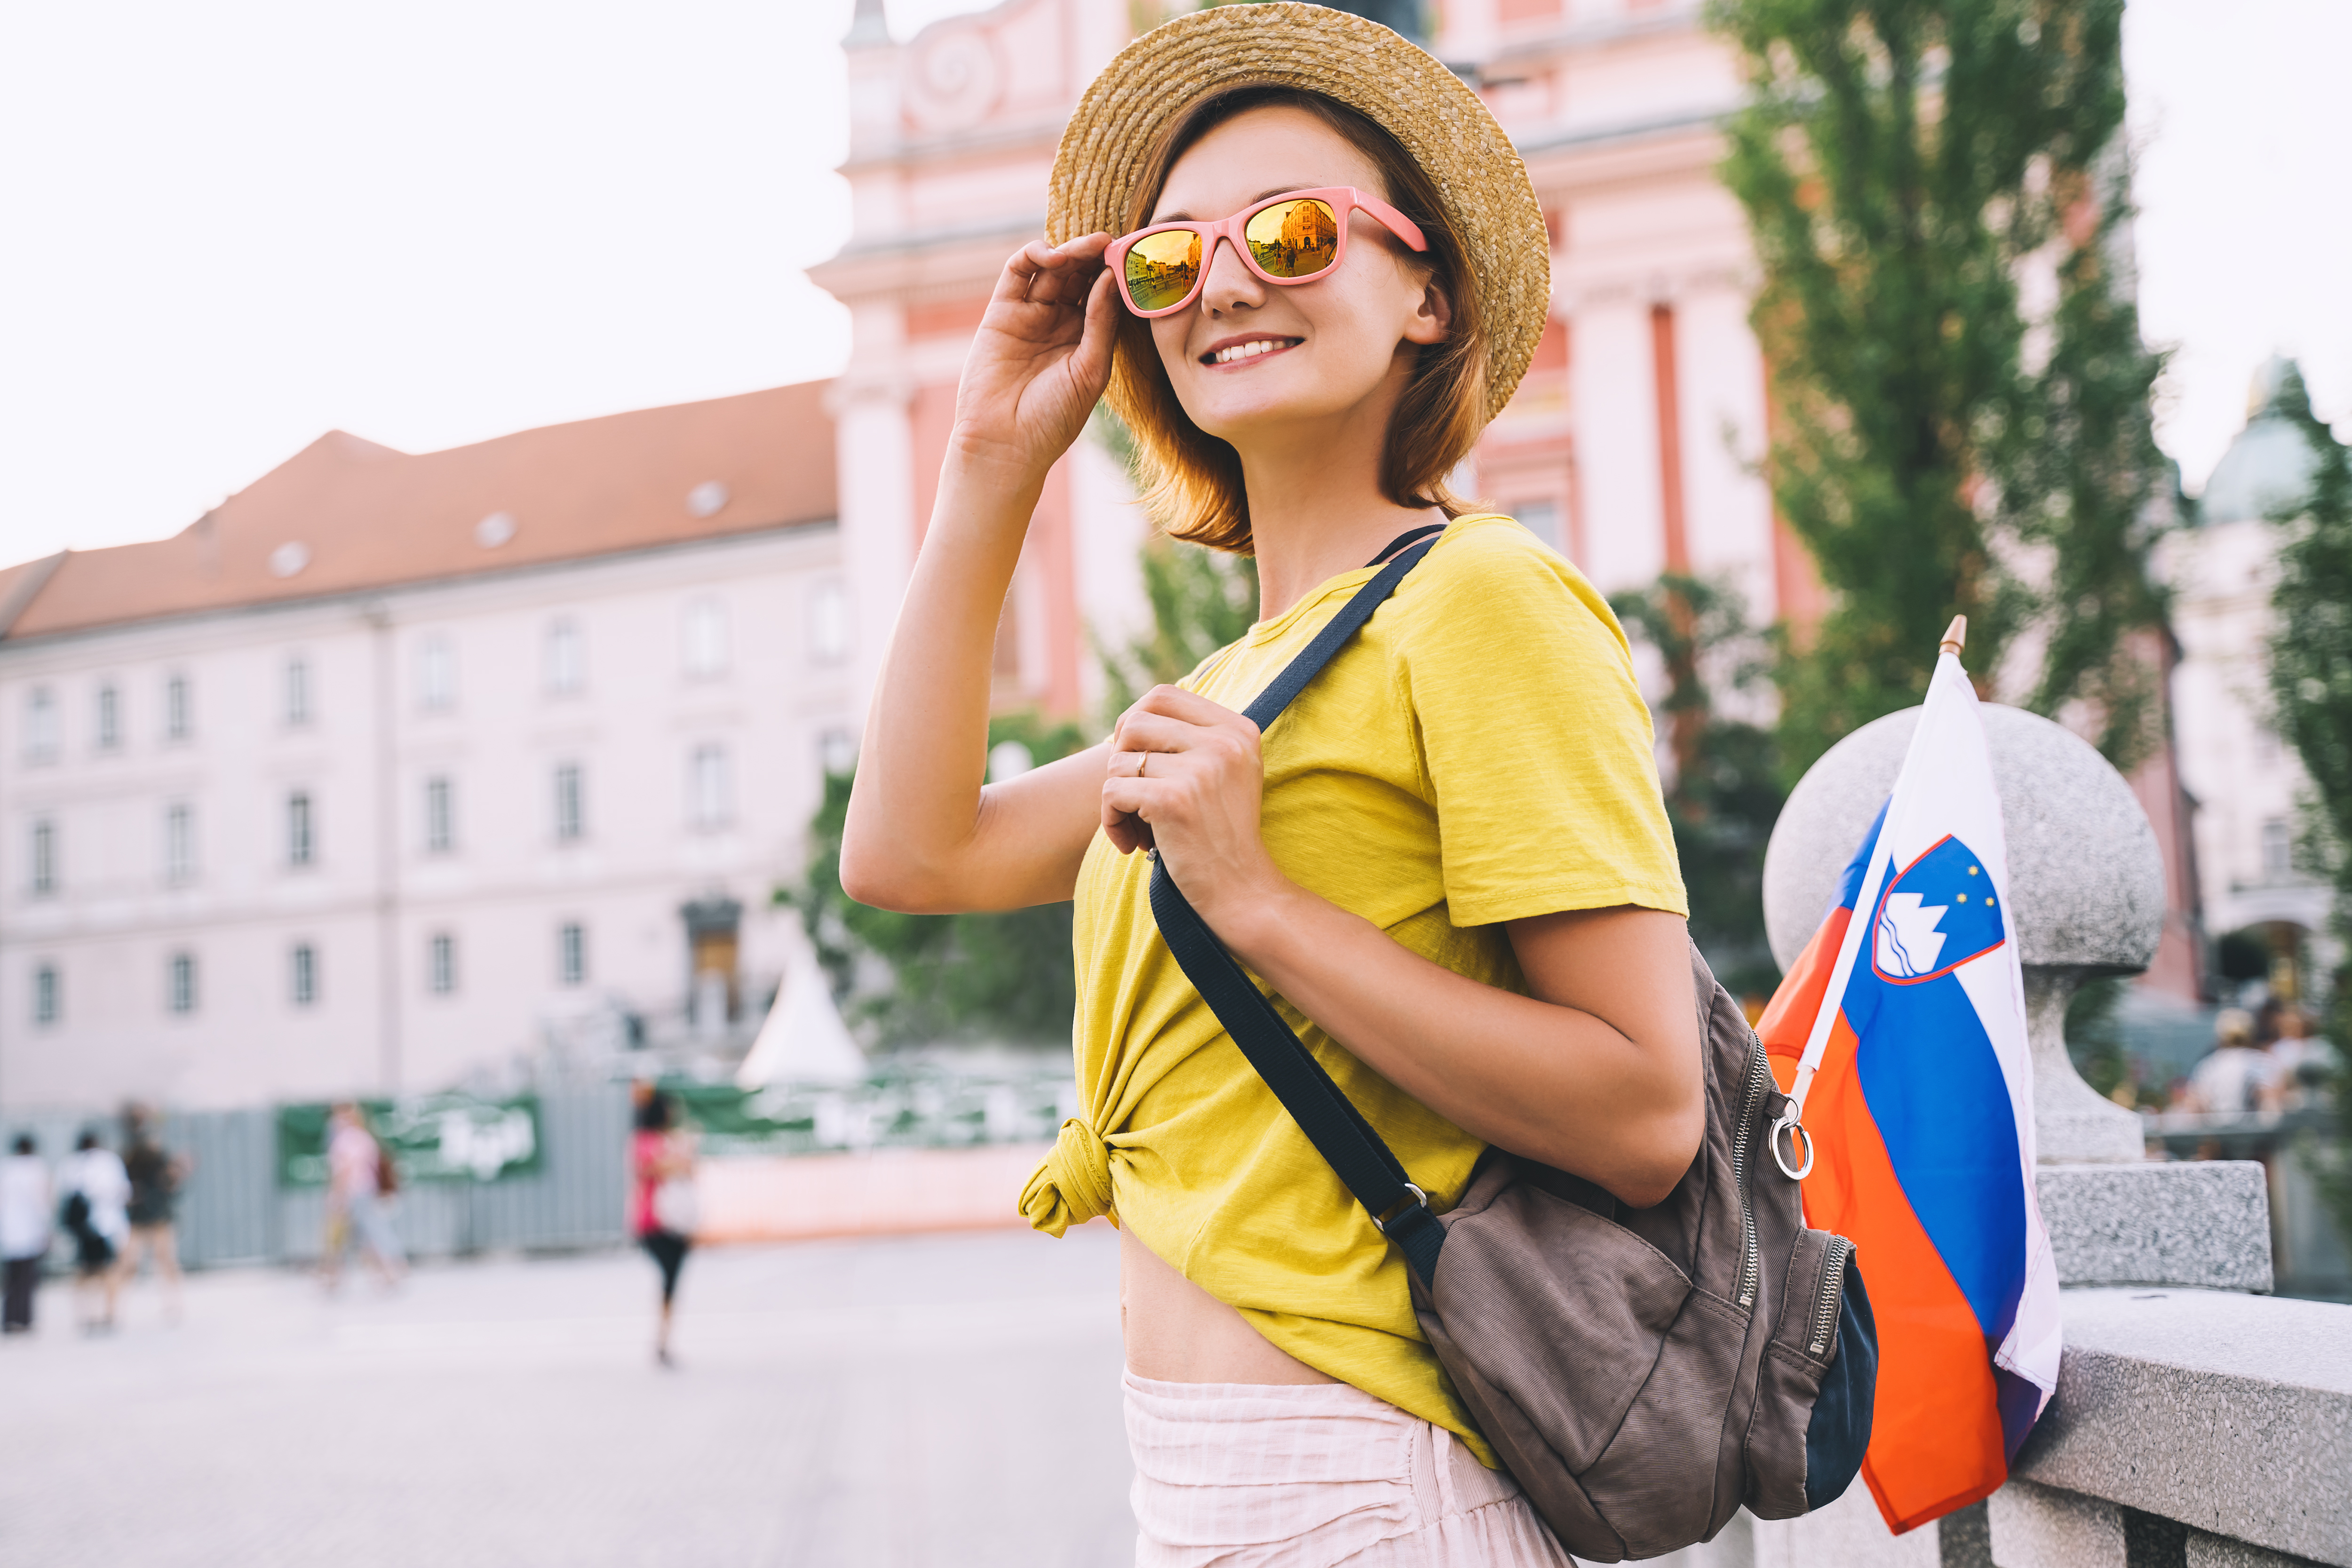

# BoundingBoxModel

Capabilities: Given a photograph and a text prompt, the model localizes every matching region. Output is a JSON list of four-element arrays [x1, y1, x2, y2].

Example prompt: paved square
[[0, 1226, 1133, 1567]]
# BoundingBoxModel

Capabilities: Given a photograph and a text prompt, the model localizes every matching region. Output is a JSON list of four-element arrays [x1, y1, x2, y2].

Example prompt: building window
[[95, 684, 120, 750], [418, 636, 456, 711], [165, 674, 191, 741], [2261, 818, 2293, 881], [689, 743, 731, 829], [425, 776, 454, 854], [285, 657, 311, 726], [290, 943, 318, 1007], [554, 763, 584, 842], [30, 820, 56, 896], [682, 597, 729, 678], [557, 922, 587, 987], [32, 963, 58, 1026], [545, 618, 584, 695], [167, 952, 198, 1015], [428, 932, 458, 995], [287, 792, 315, 868], [810, 580, 850, 665], [165, 803, 195, 884], [25, 686, 57, 762]]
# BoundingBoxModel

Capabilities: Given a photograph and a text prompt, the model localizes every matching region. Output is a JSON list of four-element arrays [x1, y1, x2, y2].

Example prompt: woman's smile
[[1202, 334, 1303, 367]]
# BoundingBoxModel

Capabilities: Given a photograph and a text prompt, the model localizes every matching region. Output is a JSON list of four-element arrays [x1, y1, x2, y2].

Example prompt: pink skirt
[[1124, 1370, 1577, 1568]]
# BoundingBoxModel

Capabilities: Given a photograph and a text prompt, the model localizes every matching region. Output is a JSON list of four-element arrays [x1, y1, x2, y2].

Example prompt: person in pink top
[[631, 1087, 696, 1367], [320, 1102, 405, 1292]]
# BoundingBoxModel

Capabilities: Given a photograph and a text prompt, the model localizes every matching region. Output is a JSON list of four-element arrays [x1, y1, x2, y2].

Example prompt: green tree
[[2265, 365, 2352, 1251], [779, 710, 1087, 1048], [1613, 576, 1788, 1000], [1711, 0, 2170, 778], [1097, 539, 1259, 721]]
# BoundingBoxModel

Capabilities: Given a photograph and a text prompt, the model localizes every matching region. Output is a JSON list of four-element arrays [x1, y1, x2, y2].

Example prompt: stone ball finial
[[1763, 704, 2164, 975], [1762, 703, 2165, 1163]]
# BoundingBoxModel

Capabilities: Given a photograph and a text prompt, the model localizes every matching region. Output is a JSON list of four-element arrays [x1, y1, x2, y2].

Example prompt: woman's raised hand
[[1102, 686, 1288, 931], [951, 234, 1120, 482]]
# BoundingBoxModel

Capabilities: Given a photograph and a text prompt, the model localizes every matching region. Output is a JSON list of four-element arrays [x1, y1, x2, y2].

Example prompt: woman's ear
[[1401, 276, 1452, 348]]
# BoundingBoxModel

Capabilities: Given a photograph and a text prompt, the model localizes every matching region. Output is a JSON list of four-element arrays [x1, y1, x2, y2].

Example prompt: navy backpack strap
[[1363, 522, 1446, 568], [1146, 535, 1446, 1287]]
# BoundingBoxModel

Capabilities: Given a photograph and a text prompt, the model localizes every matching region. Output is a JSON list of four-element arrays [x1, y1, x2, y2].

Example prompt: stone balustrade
[[1998, 1288, 2352, 1566]]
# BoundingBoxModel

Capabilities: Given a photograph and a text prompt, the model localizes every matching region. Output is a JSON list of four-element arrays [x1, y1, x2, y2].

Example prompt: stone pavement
[[0, 1225, 1134, 1568]]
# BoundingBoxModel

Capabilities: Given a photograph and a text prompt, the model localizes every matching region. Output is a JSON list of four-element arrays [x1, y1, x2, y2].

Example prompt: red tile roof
[[2, 381, 838, 641]]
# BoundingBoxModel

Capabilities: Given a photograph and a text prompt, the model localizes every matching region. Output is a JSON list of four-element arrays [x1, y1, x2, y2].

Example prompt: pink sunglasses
[[1105, 186, 1429, 318]]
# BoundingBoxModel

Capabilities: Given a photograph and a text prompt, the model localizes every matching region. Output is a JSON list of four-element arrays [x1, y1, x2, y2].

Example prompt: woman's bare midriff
[[1120, 1223, 1337, 1385]]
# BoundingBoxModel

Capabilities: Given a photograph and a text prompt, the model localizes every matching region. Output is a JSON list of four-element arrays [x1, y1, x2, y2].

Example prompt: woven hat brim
[[1047, 2, 1549, 425]]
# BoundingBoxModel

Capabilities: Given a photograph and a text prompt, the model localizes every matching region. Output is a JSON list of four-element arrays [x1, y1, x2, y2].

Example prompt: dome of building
[[2198, 355, 2321, 525]]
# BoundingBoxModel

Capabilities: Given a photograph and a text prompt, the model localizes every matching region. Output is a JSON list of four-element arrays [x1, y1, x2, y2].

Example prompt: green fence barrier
[[277, 1095, 543, 1189], [660, 1062, 1073, 1158]]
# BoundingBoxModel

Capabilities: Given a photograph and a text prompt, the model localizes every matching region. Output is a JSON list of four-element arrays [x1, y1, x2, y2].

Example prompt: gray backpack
[[1148, 535, 1878, 1561]]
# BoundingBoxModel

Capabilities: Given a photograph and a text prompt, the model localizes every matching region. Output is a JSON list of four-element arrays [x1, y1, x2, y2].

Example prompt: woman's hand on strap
[[1100, 686, 1287, 923], [1105, 699, 1709, 1207], [1102, 685, 1705, 1205], [953, 234, 1120, 482]]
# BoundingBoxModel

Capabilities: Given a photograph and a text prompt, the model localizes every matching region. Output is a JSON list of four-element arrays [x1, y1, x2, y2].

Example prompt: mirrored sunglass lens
[[1245, 199, 1340, 279], [1124, 230, 1201, 311]]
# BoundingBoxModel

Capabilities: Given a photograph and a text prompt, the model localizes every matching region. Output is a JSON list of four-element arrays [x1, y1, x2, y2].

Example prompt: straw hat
[[1046, 2, 1549, 423]]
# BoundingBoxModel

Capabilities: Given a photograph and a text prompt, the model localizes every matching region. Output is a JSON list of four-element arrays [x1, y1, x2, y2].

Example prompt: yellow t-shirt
[[1019, 513, 1688, 1463]]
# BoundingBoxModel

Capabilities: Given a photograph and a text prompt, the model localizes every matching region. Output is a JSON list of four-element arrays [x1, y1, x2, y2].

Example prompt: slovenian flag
[[1756, 639, 2061, 1532]]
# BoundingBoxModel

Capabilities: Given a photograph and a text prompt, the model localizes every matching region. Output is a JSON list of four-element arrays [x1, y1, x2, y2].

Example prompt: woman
[[1, 1133, 50, 1334], [321, 1103, 405, 1292], [59, 1129, 130, 1333], [841, 7, 1700, 1562], [120, 1106, 189, 1325], [630, 1088, 695, 1367]]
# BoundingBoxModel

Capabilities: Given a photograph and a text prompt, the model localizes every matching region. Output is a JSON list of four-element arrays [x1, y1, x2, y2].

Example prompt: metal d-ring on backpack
[[1146, 535, 1880, 1563]]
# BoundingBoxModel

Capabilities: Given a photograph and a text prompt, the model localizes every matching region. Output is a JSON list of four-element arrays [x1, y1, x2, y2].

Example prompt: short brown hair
[[1107, 85, 1487, 555]]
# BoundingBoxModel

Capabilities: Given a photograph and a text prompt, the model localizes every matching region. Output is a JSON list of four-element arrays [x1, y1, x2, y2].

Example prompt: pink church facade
[[811, 0, 1821, 725], [810, 0, 2202, 1004]]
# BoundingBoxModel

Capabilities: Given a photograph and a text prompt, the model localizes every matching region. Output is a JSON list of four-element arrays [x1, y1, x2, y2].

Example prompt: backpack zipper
[[1730, 1031, 1769, 1309], [1809, 1234, 1853, 1357]]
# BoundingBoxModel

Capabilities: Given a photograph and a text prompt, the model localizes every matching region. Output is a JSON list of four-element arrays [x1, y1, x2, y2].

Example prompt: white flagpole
[[1785, 616, 1972, 1119]]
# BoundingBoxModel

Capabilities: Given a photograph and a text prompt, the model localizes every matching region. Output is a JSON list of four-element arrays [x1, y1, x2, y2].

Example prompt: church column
[[1566, 294, 1666, 593]]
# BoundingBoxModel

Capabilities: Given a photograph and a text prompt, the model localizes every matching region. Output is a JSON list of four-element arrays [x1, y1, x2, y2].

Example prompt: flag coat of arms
[[1756, 644, 2062, 1532]]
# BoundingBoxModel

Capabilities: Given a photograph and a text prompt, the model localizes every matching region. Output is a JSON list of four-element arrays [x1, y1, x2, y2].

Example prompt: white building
[[2163, 357, 2335, 979], [0, 384, 851, 1109]]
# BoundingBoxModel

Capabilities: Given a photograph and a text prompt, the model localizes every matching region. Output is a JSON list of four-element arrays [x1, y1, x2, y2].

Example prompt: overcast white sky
[[0, 0, 2344, 565]]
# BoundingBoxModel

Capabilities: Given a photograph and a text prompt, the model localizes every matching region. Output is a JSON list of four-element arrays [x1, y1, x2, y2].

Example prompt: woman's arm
[[1102, 687, 1705, 1208], [840, 235, 1124, 915]]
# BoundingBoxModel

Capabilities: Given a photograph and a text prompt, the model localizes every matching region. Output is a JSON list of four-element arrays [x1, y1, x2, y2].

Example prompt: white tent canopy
[[735, 922, 868, 1089]]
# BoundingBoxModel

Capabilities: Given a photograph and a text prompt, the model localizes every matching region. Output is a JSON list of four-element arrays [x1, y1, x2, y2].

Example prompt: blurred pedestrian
[[2267, 1008, 2338, 1112], [631, 1087, 697, 1367], [1, 1133, 50, 1334], [2186, 1008, 2277, 1115], [59, 1129, 130, 1332], [320, 1103, 405, 1292], [119, 1106, 190, 1324]]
